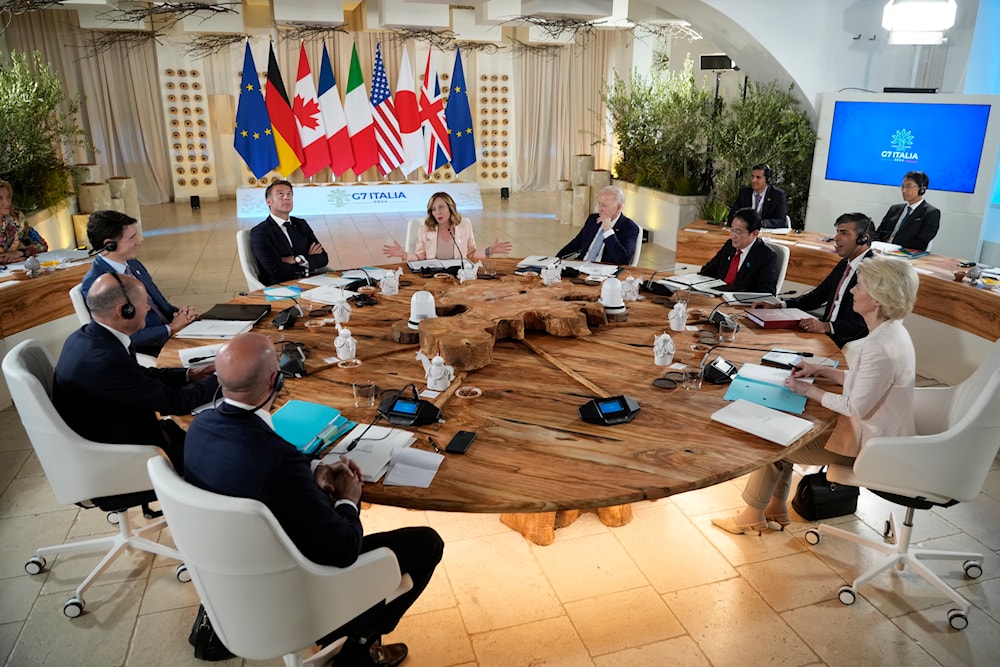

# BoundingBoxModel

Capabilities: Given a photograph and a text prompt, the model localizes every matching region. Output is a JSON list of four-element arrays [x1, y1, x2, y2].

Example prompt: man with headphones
[[752, 212, 874, 348], [54, 273, 219, 473], [727, 163, 789, 229], [81, 210, 198, 356], [184, 333, 443, 667], [875, 171, 940, 251]]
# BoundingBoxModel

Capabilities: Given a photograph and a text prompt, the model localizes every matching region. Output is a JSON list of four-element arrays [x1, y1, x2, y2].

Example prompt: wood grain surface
[[161, 259, 841, 519], [676, 221, 1000, 340], [0, 264, 90, 338]]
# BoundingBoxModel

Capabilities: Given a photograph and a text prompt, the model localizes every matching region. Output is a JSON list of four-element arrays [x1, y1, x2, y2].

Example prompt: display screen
[[597, 398, 625, 415], [825, 101, 991, 193], [392, 399, 418, 414]]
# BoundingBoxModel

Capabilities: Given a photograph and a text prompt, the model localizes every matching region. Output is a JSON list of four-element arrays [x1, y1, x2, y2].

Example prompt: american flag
[[370, 43, 403, 175], [420, 49, 451, 174]]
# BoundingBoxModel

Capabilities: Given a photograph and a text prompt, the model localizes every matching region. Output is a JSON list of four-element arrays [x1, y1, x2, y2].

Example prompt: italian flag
[[344, 44, 377, 176]]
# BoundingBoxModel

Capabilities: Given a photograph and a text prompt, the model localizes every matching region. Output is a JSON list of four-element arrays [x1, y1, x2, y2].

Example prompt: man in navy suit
[[753, 212, 874, 348], [557, 185, 639, 265], [82, 210, 197, 356], [251, 180, 329, 285], [727, 163, 788, 229], [185, 333, 442, 667], [875, 171, 940, 251], [699, 208, 779, 293], [54, 273, 218, 472]]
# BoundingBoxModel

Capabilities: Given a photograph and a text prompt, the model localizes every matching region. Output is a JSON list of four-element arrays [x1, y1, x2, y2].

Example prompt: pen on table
[[188, 355, 216, 364], [428, 436, 442, 453]]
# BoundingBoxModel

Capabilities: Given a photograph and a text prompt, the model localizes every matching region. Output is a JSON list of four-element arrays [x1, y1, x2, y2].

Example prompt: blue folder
[[723, 377, 808, 415], [272, 400, 355, 455]]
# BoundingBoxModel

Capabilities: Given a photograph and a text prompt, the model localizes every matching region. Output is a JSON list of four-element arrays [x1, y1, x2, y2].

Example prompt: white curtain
[[6, 10, 171, 204]]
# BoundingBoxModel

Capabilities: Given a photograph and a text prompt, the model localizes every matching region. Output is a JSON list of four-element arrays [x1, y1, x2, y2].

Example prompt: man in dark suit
[[875, 171, 940, 251], [699, 208, 779, 293], [753, 212, 874, 348], [184, 333, 442, 667], [727, 163, 788, 229], [251, 180, 329, 285], [54, 273, 218, 472], [81, 210, 197, 356], [557, 185, 639, 265]]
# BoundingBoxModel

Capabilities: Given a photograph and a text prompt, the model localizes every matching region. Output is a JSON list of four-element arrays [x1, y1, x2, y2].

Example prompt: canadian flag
[[293, 43, 331, 178]]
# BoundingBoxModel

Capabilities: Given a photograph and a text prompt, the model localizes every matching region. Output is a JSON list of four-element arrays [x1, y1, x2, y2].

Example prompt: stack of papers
[[711, 399, 814, 446], [383, 448, 444, 488], [516, 256, 559, 268], [178, 343, 223, 368], [407, 259, 464, 272], [175, 320, 253, 339], [343, 267, 395, 280], [561, 260, 619, 277], [273, 400, 356, 456], [299, 285, 359, 305], [723, 363, 810, 414], [326, 424, 416, 482], [298, 275, 354, 288]]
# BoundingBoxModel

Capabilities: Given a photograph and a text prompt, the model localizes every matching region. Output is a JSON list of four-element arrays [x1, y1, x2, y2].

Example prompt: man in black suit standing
[[875, 171, 940, 251], [53, 273, 218, 472], [557, 185, 639, 265], [250, 180, 329, 285], [753, 212, 874, 349], [699, 208, 779, 294], [184, 333, 443, 667], [727, 163, 788, 229]]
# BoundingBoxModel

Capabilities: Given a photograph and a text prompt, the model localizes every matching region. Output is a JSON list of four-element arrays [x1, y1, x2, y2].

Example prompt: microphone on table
[[641, 266, 689, 296], [707, 290, 797, 327], [696, 342, 811, 384], [448, 228, 468, 271], [273, 297, 303, 330]]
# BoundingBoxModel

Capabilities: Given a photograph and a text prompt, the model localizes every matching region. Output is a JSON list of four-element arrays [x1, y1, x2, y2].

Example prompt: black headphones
[[912, 171, 929, 196], [109, 271, 136, 320], [753, 163, 772, 183], [855, 215, 875, 246], [217, 367, 286, 415]]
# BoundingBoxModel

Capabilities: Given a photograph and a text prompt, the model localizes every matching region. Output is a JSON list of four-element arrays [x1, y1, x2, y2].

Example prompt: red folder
[[746, 308, 813, 329]]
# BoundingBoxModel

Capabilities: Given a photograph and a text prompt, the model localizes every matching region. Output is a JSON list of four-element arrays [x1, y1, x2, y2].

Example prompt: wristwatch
[[484, 247, 492, 258]]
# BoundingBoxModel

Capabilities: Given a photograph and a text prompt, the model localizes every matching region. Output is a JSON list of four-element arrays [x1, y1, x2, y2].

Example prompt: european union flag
[[445, 47, 476, 174], [234, 41, 278, 179]]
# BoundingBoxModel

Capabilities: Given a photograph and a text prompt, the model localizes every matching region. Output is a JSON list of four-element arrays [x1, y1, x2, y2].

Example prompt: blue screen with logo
[[826, 101, 991, 193]]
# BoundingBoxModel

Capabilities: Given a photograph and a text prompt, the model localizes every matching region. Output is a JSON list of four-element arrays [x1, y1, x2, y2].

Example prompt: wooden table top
[[0, 264, 89, 339], [162, 259, 842, 514], [677, 221, 1000, 341]]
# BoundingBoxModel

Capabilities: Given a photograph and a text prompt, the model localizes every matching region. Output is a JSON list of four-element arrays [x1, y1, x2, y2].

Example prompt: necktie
[[124, 265, 169, 324], [824, 262, 853, 321], [724, 249, 742, 285], [584, 228, 605, 262], [283, 220, 298, 253], [753, 193, 762, 212], [127, 344, 137, 362], [890, 206, 911, 243]]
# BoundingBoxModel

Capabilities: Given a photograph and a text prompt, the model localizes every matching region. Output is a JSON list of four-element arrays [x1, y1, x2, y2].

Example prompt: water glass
[[719, 319, 739, 343], [352, 381, 376, 408], [674, 287, 691, 305], [683, 367, 703, 390]]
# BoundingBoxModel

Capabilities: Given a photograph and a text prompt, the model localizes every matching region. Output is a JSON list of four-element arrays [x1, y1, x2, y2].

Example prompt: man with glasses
[[251, 180, 329, 285], [699, 208, 779, 293], [875, 171, 940, 251]]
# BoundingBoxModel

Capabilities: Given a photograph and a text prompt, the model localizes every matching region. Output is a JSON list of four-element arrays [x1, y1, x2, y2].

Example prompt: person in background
[[556, 185, 639, 265], [727, 163, 788, 229], [82, 210, 197, 356], [713, 256, 918, 535], [251, 180, 330, 285], [699, 208, 779, 293], [875, 171, 940, 251], [0, 179, 48, 263], [383, 191, 511, 263]]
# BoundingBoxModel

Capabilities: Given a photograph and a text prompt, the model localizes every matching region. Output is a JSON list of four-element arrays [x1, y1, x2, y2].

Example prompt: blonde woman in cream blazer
[[713, 256, 919, 535], [383, 192, 510, 262]]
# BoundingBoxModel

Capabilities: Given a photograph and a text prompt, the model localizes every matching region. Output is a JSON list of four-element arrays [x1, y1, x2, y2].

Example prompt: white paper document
[[299, 285, 360, 305], [298, 275, 354, 288], [326, 424, 416, 483], [342, 268, 394, 280], [711, 399, 814, 447], [178, 343, 224, 368], [383, 448, 444, 488], [516, 256, 559, 268], [561, 260, 620, 277], [407, 259, 464, 272], [175, 320, 252, 339]]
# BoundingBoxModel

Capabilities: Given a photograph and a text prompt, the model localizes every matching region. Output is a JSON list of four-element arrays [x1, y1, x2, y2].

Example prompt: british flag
[[419, 49, 451, 174], [370, 43, 403, 175]]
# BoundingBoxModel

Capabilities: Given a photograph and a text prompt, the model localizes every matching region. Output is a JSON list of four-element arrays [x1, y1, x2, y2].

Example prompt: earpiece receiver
[[109, 271, 136, 320], [753, 163, 772, 184], [855, 216, 875, 246], [102, 240, 118, 253]]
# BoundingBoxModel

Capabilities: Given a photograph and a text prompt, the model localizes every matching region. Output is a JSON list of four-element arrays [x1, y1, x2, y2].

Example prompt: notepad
[[711, 399, 814, 446], [383, 448, 444, 488]]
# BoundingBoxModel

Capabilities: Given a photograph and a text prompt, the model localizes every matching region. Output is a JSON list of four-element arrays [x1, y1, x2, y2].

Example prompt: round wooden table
[[162, 259, 841, 544]]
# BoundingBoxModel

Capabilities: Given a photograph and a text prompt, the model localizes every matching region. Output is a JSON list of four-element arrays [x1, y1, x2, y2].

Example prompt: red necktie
[[824, 262, 853, 321], [724, 249, 742, 285]]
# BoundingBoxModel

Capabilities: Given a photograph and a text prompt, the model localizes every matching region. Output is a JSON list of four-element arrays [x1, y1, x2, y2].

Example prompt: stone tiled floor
[[1, 192, 998, 666]]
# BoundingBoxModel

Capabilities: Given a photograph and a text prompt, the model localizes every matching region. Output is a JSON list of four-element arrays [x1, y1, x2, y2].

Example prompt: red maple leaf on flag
[[293, 94, 321, 130]]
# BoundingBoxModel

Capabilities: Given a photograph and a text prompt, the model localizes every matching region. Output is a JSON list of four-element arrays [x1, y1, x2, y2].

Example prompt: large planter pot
[[614, 180, 703, 252], [27, 196, 79, 251]]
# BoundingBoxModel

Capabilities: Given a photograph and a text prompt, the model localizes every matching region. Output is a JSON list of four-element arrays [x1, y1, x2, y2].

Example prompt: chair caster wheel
[[24, 556, 46, 575], [176, 564, 191, 583], [838, 585, 856, 605], [947, 608, 968, 630], [64, 597, 85, 618], [107, 512, 121, 525], [963, 560, 983, 579], [804, 529, 821, 545]]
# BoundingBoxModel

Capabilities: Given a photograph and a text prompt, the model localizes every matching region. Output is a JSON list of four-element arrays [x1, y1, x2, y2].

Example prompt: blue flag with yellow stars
[[234, 41, 279, 179], [445, 47, 476, 174]]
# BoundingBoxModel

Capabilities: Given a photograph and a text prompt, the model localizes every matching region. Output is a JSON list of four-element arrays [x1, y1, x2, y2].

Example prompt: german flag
[[265, 43, 303, 177]]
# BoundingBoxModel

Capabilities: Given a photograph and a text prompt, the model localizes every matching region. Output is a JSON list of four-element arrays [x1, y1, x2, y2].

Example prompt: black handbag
[[791, 467, 860, 521], [188, 604, 235, 661]]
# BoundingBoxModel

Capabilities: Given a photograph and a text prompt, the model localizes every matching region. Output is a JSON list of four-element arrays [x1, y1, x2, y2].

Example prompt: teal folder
[[723, 377, 808, 415], [272, 400, 356, 455]]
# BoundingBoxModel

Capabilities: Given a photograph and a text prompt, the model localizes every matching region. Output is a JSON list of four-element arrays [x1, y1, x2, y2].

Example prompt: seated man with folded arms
[[557, 185, 639, 265], [184, 333, 443, 667], [54, 273, 219, 473], [699, 208, 778, 293], [251, 180, 329, 285], [752, 212, 874, 349], [82, 210, 197, 356]]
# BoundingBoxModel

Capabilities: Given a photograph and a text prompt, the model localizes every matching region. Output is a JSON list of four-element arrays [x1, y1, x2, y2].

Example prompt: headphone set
[[87, 239, 118, 256], [855, 215, 875, 246], [754, 163, 772, 183], [910, 171, 929, 196], [109, 271, 136, 320]]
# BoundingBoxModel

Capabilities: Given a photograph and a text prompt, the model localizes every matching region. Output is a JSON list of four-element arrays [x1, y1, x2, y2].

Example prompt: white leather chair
[[804, 338, 1000, 630], [68, 284, 158, 368], [630, 224, 644, 266], [2, 340, 185, 618], [147, 456, 414, 666], [763, 239, 790, 293], [236, 228, 265, 292], [404, 218, 423, 254]]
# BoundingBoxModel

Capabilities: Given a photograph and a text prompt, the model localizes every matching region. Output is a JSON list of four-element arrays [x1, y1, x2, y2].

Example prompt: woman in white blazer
[[713, 256, 919, 535], [383, 192, 511, 262]]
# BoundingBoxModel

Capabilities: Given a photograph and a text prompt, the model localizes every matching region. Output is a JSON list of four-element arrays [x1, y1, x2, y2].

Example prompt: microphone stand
[[642, 265, 689, 292], [706, 290, 797, 327], [448, 228, 468, 271]]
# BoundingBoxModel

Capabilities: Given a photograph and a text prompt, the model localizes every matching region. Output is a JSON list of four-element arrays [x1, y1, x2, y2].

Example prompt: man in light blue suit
[[81, 210, 197, 356]]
